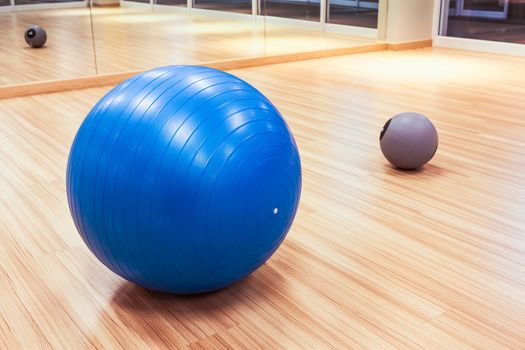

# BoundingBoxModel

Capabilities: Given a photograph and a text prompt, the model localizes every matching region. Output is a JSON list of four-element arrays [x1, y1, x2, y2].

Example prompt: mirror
[[0, 0, 383, 86]]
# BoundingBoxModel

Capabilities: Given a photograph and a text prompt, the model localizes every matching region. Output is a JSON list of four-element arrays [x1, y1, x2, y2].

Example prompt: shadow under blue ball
[[67, 66, 302, 293]]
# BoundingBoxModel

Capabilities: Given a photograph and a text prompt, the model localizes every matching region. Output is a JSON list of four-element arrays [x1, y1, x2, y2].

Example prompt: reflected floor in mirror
[[0, 6, 376, 85], [0, 48, 524, 349]]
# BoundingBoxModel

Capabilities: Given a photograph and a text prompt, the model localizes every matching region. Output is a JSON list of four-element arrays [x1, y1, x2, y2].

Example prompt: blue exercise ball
[[67, 66, 302, 294]]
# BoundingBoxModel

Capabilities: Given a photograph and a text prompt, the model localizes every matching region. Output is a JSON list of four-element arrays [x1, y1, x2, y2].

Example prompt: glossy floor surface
[[0, 48, 524, 349], [0, 6, 375, 85]]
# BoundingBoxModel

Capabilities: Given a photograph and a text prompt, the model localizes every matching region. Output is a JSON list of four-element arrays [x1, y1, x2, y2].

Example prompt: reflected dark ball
[[25, 25, 47, 48]]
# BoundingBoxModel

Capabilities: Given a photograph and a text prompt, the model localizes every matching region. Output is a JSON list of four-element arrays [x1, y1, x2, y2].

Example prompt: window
[[14, 0, 80, 4], [155, 0, 186, 5], [327, 0, 378, 28], [193, 0, 252, 14], [440, 0, 525, 44], [260, 0, 321, 22]]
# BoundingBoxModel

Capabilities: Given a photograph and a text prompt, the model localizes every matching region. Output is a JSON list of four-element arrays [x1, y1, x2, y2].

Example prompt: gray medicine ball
[[25, 25, 47, 48], [380, 112, 438, 170]]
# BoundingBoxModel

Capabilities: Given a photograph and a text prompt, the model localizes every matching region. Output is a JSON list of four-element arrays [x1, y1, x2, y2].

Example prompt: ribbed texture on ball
[[67, 66, 302, 293]]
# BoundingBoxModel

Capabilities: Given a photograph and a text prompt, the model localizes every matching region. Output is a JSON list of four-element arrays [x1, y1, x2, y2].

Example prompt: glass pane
[[327, 0, 378, 28], [463, 0, 504, 11], [440, 0, 525, 44], [0, 0, 10, 6], [14, 0, 79, 4], [155, 0, 186, 5], [260, 0, 320, 22], [193, 0, 252, 14]]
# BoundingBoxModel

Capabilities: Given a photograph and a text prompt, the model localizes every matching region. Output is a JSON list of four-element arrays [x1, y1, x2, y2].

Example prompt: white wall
[[383, 0, 434, 42]]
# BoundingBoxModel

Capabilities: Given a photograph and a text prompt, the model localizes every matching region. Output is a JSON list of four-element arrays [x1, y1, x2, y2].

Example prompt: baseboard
[[0, 43, 386, 100], [386, 39, 433, 51], [0, 72, 140, 100]]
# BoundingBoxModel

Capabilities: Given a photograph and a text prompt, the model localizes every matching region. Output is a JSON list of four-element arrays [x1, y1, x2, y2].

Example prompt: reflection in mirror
[[1, 0, 382, 86], [0, 5, 97, 85], [14, 0, 81, 4], [327, 0, 378, 28], [90, 6, 266, 74], [90, 1, 379, 75], [193, 0, 252, 14], [260, 0, 321, 21], [154, 0, 186, 6], [260, 0, 378, 56]]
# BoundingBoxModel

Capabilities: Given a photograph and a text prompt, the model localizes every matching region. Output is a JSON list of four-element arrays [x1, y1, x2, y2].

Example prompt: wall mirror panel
[[0, 0, 381, 86]]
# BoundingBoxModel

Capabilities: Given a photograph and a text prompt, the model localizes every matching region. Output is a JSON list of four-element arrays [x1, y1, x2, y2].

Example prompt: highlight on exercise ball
[[380, 112, 438, 170], [66, 65, 302, 294]]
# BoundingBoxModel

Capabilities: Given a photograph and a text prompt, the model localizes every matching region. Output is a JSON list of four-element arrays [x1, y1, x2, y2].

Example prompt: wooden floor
[[0, 6, 375, 85], [1, 47, 525, 349]]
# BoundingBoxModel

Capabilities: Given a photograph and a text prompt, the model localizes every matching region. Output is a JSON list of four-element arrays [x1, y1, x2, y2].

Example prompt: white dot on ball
[[273, 208, 279, 215]]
